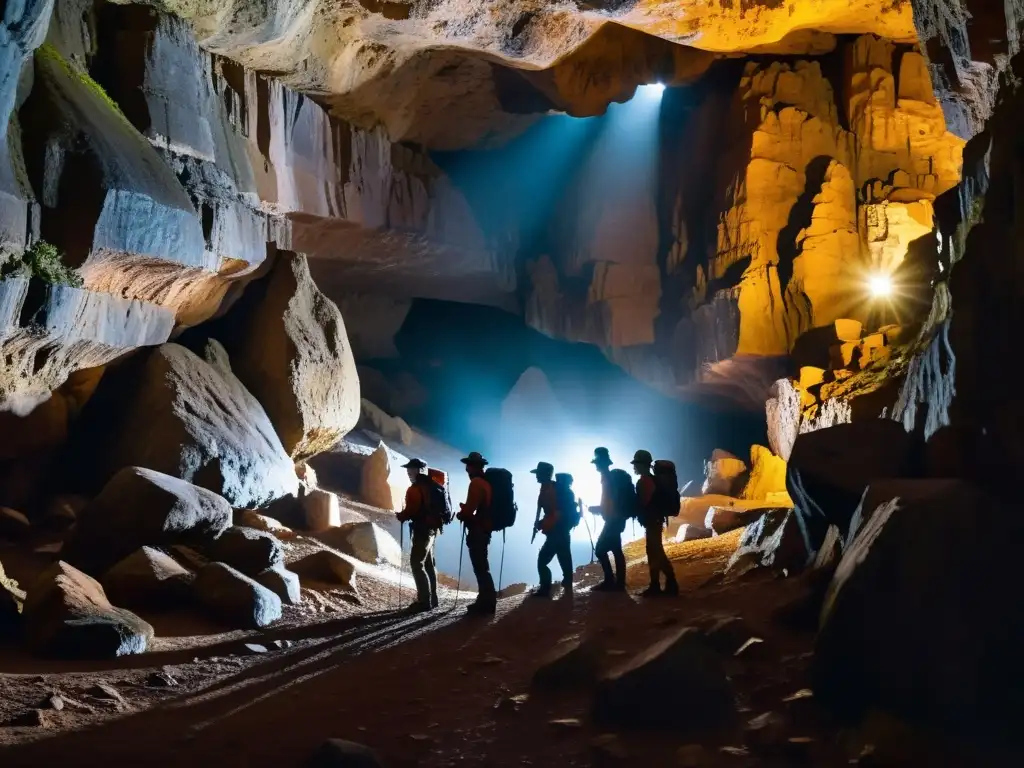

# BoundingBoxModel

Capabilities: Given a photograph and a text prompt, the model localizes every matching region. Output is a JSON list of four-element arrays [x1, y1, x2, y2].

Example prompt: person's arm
[[396, 484, 421, 522], [637, 476, 656, 509], [538, 484, 559, 532], [459, 477, 487, 520]]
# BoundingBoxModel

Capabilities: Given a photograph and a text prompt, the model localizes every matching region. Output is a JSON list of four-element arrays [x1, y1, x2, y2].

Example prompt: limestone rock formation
[[204, 526, 285, 577], [739, 445, 788, 501], [101, 546, 193, 610], [359, 443, 404, 512], [359, 400, 414, 446], [701, 449, 748, 496], [218, 253, 360, 459], [65, 467, 232, 575], [193, 561, 282, 629], [316, 522, 401, 568], [23, 561, 154, 658], [72, 341, 299, 508]]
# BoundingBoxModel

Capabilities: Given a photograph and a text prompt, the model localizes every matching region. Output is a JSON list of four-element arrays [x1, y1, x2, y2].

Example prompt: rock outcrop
[[217, 253, 360, 459], [65, 466, 232, 574], [193, 562, 282, 629], [359, 443, 404, 512], [101, 546, 193, 610], [814, 480, 1024, 750], [316, 522, 401, 567], [69, 341, 299, 508], [23, 561, 154, 658]]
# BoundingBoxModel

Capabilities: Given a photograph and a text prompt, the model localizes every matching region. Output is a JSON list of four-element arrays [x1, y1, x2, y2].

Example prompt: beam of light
[[635, 82, 666, 101], [868, 272, 894, 298]]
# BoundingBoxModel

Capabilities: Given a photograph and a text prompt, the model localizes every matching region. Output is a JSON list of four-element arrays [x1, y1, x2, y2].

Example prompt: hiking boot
[[639, 585, 662, 598], [406, 601, 432, 613], [466, 601, 496, 617], [663, 583, 679, 597], [430, 595, 440, 609], [529, 588, 552, 599]]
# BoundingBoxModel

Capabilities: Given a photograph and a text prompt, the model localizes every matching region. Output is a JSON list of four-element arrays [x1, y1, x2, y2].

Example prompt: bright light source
[[635, 82, 666, 101], [868, 273, 893, 298]]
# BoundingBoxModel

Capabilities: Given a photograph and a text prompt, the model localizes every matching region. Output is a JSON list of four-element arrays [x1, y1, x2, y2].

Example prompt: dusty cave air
[[1, 0, 1023, 763]]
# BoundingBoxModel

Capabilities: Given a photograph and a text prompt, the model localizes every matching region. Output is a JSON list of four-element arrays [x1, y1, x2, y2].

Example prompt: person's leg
[[652, 521, 678, 594], [467, 529, 495, 610], [425, 534, 439, 607], [535, 536, 556, 595], [595, 522, 615, 588], [555, 532, 573, 588], [612, 521, 626, 590], [409, 532, 430, 607]]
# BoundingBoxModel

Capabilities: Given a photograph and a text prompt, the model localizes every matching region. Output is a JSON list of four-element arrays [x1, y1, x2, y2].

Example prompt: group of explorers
[[395, 446, 682, 616]]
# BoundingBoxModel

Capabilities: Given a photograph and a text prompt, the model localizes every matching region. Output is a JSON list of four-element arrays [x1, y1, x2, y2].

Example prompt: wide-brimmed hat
[[555, 472, 574, 486], [401, 458, 427, 470], [591, 447, 612, 465], [530, 461, 554, 476], [630, 449, 653, 466], [460, 451, 489, 466]]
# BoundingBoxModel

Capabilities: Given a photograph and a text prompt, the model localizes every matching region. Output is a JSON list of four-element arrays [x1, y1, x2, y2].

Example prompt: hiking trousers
[[595, 517, 626, 586], [466, 527, 496, 607], [410, 528, 439, 607], [644, 518, 677, 590], [537, 529, 573, 591]]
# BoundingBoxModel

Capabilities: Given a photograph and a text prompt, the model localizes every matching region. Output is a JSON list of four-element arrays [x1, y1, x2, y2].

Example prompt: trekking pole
[[580, 499, 595, 564], [397, 522, 405, 610], [497, 530, 506, 594], [453, 522, 465, 609]]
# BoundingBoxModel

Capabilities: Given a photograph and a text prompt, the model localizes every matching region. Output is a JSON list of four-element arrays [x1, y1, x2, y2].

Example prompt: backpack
[[609, 468, 638, 520], [652, 460, 681, 518], [555, 483, 581, 530], [419, 469, 453, 531], [483, 467, 517, 532]]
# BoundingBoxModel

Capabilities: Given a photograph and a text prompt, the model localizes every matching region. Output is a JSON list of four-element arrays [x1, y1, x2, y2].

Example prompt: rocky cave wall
[[0, 0, 996, 514]]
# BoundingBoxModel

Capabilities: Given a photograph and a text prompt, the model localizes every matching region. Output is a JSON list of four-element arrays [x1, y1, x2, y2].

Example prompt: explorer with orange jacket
[[455, 452, 496, 616], [395, 458, 444, 612]]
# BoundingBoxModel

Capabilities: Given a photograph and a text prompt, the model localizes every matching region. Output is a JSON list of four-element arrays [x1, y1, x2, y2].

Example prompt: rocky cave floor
[[0, 527, 963, 768]]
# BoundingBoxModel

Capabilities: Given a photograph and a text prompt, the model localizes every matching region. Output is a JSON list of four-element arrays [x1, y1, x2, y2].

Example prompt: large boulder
[[316, 521, 400, 566], [218, 253, 360, 459], [814, 480, 1024, 751], [204, 526, 285, 576], [1, 559, 26, 636], [101, 547, 193, 610], [701, 449, 748, 496], [193, 562, 282, 629], [291, 550, 358, 591], [739, 445, 787, 501], [359, 443, 404, 511], [68, 341, 299, 509], [787, 420, 921, 557], [725, 508, 808, 574], [234, 509, 296, 540], [64, 467, 232, 575], [304, 489, 345, 532], [255, 565, 302, 605], [593, 627, 734, 730], [23, 562, 154, 658]]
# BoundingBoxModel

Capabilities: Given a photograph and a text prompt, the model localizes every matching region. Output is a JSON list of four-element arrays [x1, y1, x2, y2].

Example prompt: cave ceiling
[[152, 0, 918, 149]]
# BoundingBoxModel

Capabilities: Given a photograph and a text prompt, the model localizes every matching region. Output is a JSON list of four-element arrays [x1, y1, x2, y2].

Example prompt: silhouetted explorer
[[528, 463, 574, 598], [456, 452, 496, 615], [631, 450, 679, 598], [591, 447, 629, 591], [396, 458, 440, 612]]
